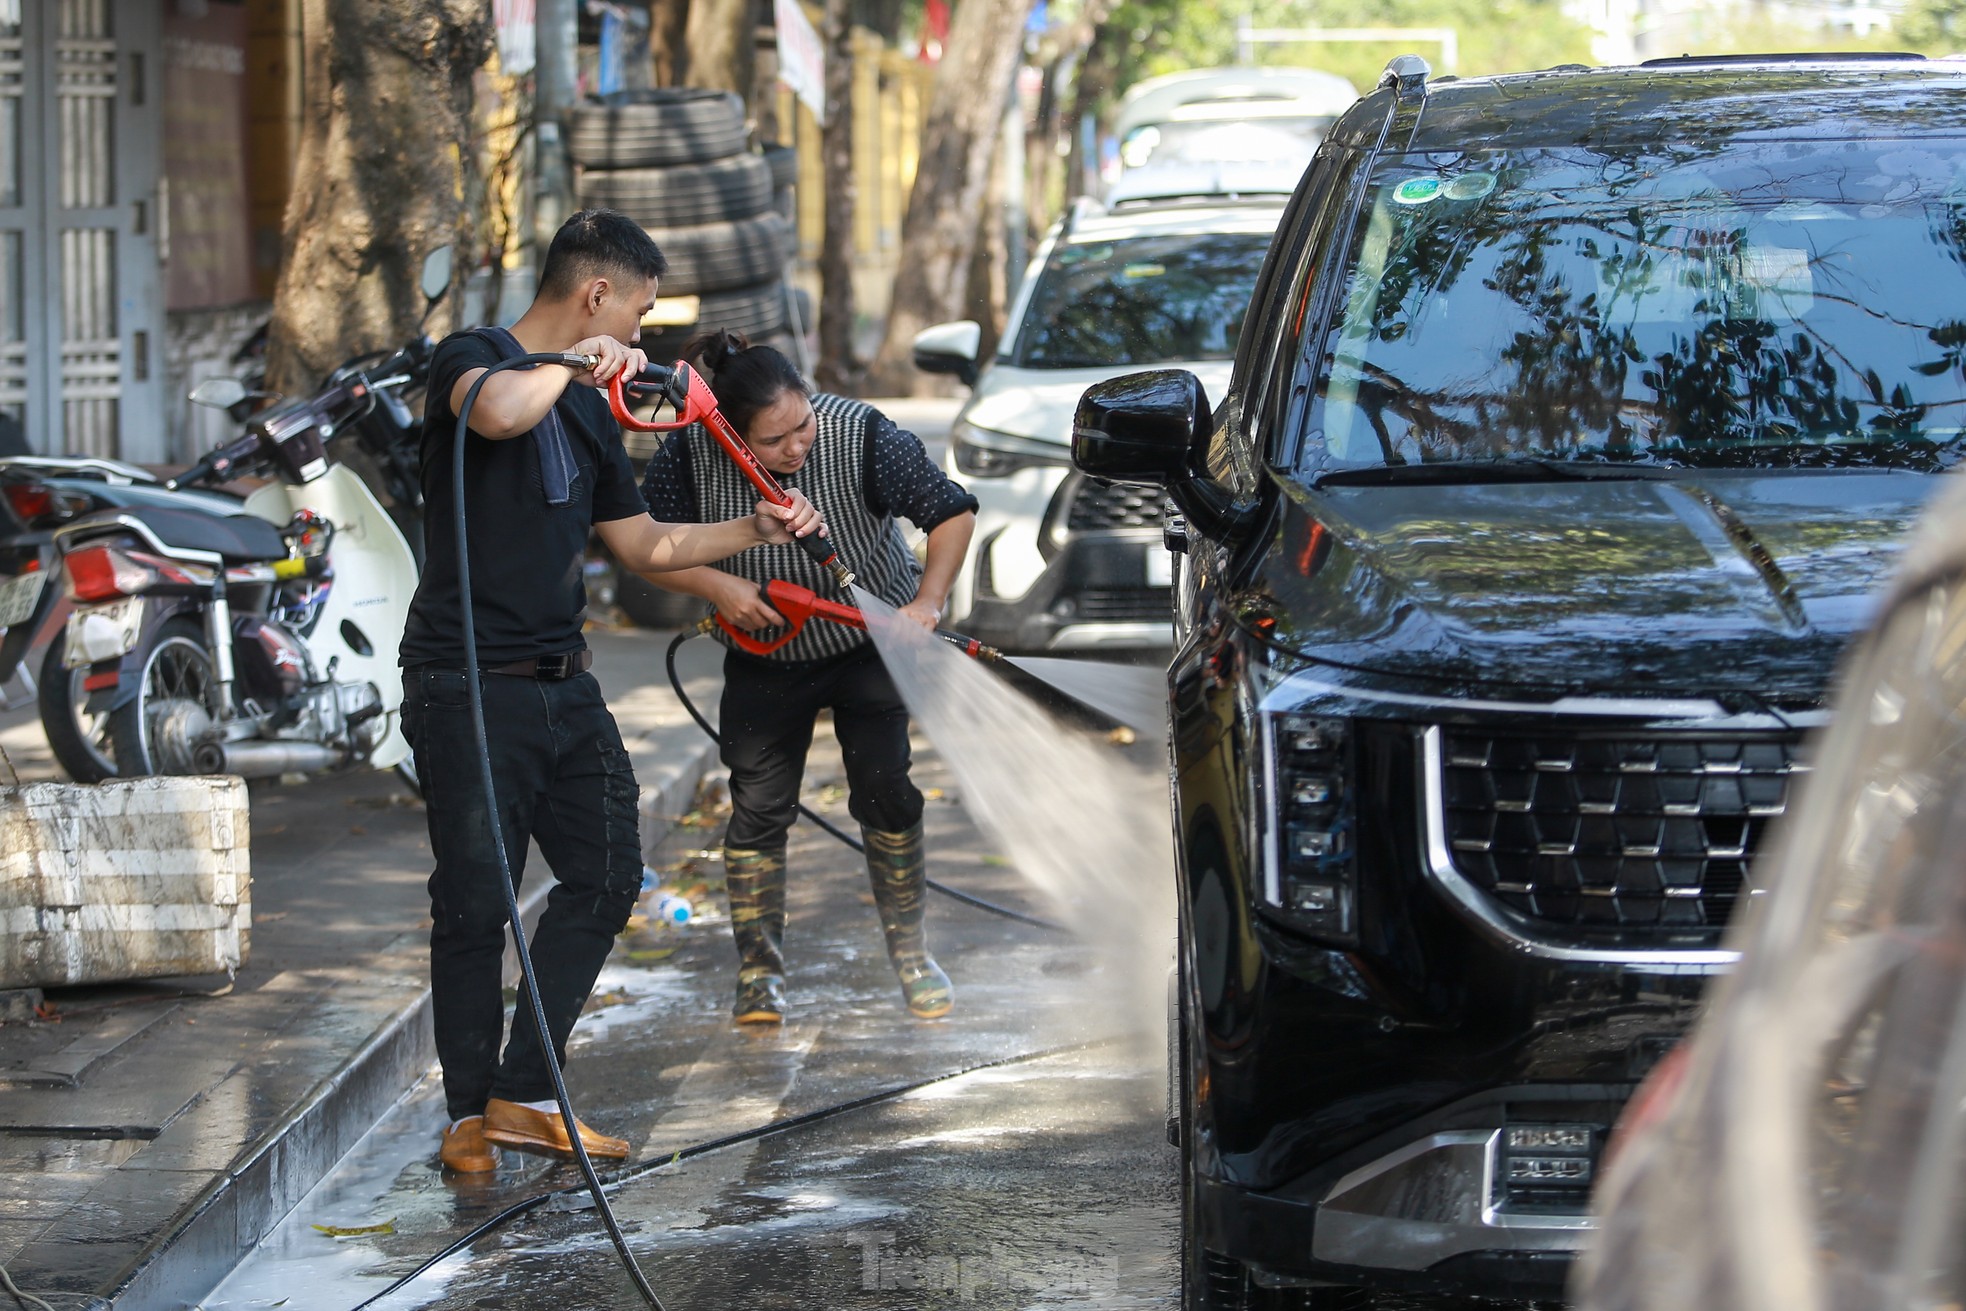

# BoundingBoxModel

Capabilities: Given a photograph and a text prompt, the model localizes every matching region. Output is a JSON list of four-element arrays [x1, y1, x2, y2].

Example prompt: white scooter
[[48, 345, 424, 784]]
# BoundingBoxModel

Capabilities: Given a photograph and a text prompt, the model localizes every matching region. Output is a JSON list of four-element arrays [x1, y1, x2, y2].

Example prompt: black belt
[[486, 649, 592, 679]]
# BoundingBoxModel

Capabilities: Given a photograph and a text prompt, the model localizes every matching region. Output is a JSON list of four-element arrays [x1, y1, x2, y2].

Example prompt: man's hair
[[538, 209, 668, 300]]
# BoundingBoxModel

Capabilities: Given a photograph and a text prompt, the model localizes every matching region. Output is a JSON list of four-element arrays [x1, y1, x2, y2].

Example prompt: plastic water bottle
[[653, 894, 692, 927]]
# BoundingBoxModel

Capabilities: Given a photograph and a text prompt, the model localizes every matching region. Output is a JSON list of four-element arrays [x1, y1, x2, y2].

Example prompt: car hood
[[1252, 470, 1943, 702], [962, 361, 1236, 446]]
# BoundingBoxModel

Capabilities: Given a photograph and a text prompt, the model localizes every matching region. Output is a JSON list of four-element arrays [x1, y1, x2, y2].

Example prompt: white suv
[[913, 194, 1287, 651]]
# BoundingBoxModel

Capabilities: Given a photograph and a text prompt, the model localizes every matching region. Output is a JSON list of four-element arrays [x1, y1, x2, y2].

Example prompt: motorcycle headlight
[[950, 419, 1070, 478], [1262, 712, 1358, 944]]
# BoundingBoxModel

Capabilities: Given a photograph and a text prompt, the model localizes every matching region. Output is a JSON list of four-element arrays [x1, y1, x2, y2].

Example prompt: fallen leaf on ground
[[311, 1220, 395, 1238]]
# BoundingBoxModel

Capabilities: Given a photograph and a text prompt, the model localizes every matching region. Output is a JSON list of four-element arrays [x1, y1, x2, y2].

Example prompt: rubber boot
[[862, 823, 953, 1019], [724, 845, 788, 1024]]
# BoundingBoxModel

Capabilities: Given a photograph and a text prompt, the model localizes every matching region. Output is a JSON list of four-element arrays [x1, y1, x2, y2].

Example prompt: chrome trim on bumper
[[1045, 620, 1171, 650], [1420, 725, 1741, 971], [1312, 1130, 1592, 1272]]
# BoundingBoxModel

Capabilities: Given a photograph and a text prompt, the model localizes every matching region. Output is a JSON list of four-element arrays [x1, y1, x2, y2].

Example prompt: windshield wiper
[[1311, 457, 1686, 488]]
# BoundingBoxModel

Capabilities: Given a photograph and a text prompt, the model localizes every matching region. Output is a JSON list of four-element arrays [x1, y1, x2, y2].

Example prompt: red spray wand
[[608, 364, 856, 591], [695, 579, 1001, 662]]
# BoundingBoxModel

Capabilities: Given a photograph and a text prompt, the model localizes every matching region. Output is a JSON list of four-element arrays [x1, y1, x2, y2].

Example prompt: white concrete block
[[0, 776, 251, 987]]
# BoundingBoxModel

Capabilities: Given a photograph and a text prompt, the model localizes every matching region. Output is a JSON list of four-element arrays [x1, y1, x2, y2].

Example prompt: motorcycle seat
[[106, 505, 289, 564]]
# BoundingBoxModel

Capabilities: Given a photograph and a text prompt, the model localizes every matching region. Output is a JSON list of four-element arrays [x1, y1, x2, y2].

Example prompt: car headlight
[[1262, 712, 1358, 944], [950, 419, 1070, 478]]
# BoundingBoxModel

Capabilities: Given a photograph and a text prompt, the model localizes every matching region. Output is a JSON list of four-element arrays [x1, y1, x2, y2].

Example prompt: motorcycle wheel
[[108, 617, 222, 777], [37, 632, 117, 783]]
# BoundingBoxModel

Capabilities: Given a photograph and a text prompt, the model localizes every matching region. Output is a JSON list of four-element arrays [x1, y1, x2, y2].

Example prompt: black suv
[[1075, 54, 1966, 1305]]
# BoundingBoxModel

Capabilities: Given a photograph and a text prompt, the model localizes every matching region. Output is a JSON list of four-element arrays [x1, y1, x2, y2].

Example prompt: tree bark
[[1063, 28, 1120, 206], [964, 138, 1008, 361], [814, 0, 859, 391], [864, 0, 1032, 394], [684, 0, 756, 94], [265, 0, 492, 395], [651, 0, 691, 85]]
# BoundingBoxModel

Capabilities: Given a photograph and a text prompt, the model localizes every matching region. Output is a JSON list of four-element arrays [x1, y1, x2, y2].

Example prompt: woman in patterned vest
[[638, 330, 978, 1024]]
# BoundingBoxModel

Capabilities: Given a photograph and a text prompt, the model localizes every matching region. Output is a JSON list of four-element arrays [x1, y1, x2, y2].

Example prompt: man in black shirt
[[399, 209, 823, 1174]]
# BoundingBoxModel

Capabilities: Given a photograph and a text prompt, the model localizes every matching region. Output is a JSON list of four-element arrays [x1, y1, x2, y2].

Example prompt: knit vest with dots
[[690, 393, 921, 662]]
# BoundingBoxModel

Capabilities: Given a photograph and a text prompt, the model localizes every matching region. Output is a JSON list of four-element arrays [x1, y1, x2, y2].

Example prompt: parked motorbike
[[49, 339, 429, 784], [0, 457, 245, 780]]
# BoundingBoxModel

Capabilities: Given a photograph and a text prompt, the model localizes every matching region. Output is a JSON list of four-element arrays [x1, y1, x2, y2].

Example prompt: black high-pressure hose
[[346, 1037, 1113, 1310], [448, 353, 667, 1309], [661, 629, 1068, 933], [371, 355, 1067, 1311]]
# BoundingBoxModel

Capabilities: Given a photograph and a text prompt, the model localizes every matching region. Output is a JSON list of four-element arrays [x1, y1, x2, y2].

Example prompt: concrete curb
[[98, 738, 721, 1308]]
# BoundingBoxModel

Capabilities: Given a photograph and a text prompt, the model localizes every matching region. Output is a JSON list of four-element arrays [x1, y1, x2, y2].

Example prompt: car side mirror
[[1072, 369, 1210, 484], [1075, 369, 1255, 542], [912, 320, 981, 387], [189, 377, 248, 411]]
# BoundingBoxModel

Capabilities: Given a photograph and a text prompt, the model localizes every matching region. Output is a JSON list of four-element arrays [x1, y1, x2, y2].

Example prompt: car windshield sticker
[[1393, 177, 1441, 205], [1443, 173, 1496, 202], [1122, 263, 1167, 279]]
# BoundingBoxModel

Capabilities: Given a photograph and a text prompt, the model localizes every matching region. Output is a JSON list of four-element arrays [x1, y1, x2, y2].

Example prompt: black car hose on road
[[661, 628, 1067, 933], [445, 352, 669, 1309], [347, 1036, 1116, 1310], [383, 353, 1071, 1311]]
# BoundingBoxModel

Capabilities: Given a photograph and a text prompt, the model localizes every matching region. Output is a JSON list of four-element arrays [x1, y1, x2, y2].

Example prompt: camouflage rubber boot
[[724, 845, 788, 1024], [861, 823, 953, 1019]]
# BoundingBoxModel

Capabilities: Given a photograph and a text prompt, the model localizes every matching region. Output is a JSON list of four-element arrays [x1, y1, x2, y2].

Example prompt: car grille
[[1066, 478, 1165, 531], [1068, 587, 1171, 622], [1438, 729, 1807, 935]]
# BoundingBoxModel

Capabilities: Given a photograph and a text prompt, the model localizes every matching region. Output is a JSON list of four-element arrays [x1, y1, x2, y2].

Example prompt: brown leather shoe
[[439, 1116, 500, 1173], [481, 1098, 630, 1161]]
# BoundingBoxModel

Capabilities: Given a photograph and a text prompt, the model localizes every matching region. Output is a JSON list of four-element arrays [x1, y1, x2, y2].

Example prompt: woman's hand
[[896, 598, 942, 632], [752, 489, 827, 544], [713, 575, 788, 632]]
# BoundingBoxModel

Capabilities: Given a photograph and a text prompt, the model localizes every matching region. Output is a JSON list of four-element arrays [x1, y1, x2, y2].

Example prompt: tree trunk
[[864, 0, 1032, 394], [964, 139, 1007, 361], [814, 0, 859, 391], [1063, 29, 1119, 206], [651, 0, 691, 85], [684, 0, 756, 94], [265, 0, 492, 395]]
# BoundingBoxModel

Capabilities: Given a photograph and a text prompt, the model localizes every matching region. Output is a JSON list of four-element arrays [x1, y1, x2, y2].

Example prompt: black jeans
[[721, 644, 922, 849], [401, 665, 641, 1122]]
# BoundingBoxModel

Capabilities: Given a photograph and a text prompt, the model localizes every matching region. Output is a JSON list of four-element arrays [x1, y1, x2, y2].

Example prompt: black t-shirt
[[398, 331, 647, 668]]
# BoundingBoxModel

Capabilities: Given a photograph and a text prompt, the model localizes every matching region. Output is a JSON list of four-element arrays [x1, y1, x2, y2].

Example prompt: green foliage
[[1897, 0, 1966, 52], [1673, 7, 1910, 54], [1089, 0, 1595, 123]]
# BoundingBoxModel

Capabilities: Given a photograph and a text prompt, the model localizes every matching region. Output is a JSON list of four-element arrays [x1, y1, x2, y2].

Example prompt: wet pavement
[[205, 717, 1163, 1310], [0, 624, 726, 1307]]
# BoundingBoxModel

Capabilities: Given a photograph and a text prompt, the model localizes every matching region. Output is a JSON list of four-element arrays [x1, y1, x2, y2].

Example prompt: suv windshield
[[1011, 230, 1273, 369], [1306, 138, 1966, 473]]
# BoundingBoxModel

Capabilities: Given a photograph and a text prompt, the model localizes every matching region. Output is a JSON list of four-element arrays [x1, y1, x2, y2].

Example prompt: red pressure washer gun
[[605, 363, 856, 592], [690, 579, 1002, 662]]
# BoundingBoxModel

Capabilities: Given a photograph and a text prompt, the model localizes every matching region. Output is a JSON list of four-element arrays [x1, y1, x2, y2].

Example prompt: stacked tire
[[569, 90, 802, 375], [571, 90, 802, 629]]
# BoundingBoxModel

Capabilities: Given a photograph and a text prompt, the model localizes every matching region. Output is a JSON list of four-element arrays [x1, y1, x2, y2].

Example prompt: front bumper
[[1171, 653, 1801, 1296], [1195, 1085, 1618, 1300]]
